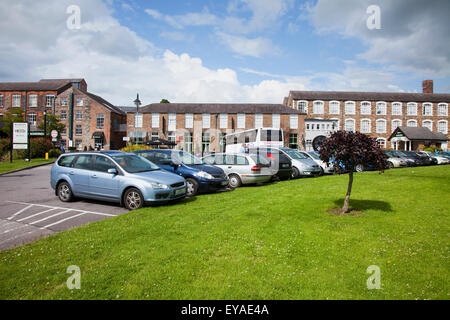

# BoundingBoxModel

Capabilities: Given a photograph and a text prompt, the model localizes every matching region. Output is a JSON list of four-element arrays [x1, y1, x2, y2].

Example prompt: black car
[[248, 147, 293, 180], [403, 151, 430, 166]]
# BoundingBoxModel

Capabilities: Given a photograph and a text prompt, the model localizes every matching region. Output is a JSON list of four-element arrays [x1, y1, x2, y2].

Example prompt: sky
[[0, 0, 449, 105]]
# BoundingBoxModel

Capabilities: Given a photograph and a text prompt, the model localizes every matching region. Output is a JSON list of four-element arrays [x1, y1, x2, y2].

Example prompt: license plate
[[282, 164, 289, 168], [175, 188, 186, 196]]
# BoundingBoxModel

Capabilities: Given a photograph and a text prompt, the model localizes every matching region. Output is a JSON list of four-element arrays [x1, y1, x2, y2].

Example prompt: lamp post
[[43, 111, 47, 138], [134, 93, 141, 146]]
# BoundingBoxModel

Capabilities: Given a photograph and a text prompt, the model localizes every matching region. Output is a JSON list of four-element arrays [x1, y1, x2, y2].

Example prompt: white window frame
[[297, 100, 308, 113], [12, 94, 21, 108], [60, 97, 68, 107], [330, 118, 340, 131], [219, 113, 228, 129], [437, 103, 448, 116], [75, 110, 83, 121], [185, 113, 193, 129], [135, 113, 143, 128], [46, 95, 55, 108], [272, 114, 280, 129], [345, 101, 356, 115], [360, 118, 371, 133], [28, 94, 38, 108], [76, 97, 83, 107], [168, 113, 176, 131], [345, 119, 355, 132], [407, 102, 417, 116], [376, 138, 387, 149], [392, 102, 402, 115], [28, 112, 37, 126], [422, 120, 433, 131], [360, 101, 372, 115], [376, 119, 387, 133], [438, 120, 448, 134], [254, 113, 263, 128], [407, 119, 417, 127], [422, 102, 433, 116], [391, 119, 402, 132], [0, 95, 3, 107], [237, 113, 245, 129], [329, 101, 340, 115], [151, 113, 160, 128], [313, 100, 324, 114], [376, 101, 386, 115], [290, 114, 298, 129], [202, 113, 210, 129]]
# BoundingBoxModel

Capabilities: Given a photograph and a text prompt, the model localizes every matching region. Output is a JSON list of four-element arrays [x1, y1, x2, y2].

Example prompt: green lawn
[[0, 158, 55, 174], [0, 166, 449, 300]]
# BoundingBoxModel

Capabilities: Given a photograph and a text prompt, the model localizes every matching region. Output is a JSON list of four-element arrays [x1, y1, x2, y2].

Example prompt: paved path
[[0, 165, 126, 251]]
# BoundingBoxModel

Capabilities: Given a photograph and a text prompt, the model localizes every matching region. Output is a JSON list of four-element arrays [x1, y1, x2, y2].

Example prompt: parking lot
[[0, 165, 126, 251]]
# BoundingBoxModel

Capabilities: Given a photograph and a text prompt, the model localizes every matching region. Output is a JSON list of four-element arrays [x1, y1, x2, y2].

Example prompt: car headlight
[[196, 171, 214, 179], [151, 182, 169, 190]]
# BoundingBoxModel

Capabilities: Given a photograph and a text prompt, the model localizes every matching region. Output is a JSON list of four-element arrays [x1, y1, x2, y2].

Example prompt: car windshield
[[282, 148, 308, 159], [308, 152, 320, 160], [111, 154, 160, 173], [174, 151, 203, 165]]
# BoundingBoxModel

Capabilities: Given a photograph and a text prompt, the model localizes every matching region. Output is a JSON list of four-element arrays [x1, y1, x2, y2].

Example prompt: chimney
[[422, 80, 433, 94]]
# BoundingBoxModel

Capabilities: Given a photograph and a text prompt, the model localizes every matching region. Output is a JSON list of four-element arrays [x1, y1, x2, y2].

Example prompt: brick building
[[126, 103, 304, 155], [284, 80, 449, 150]]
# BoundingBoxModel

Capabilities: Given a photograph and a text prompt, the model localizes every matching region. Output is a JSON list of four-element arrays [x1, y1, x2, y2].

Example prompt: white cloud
[[145, 8, 219, 29], [216, 32, 279, 58]]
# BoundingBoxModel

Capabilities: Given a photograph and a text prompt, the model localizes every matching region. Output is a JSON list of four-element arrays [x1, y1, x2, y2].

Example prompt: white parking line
[[29, 209, 72, 225], [7, 204, 33, 220], [0, 230, 43, 246], [41, 212, 87, 230], [6, 201, 117, 217], [17, 208, 58, 222], [3, 224, 28, 234]]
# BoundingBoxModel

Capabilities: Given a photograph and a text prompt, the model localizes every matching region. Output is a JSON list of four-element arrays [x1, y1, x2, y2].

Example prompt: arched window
[[376, 101, 386, 115], [438, 120, 448, 134], [297, 100, 308, 113], [360, 101, 371, 115], [407, 102, 417, 116], [360, 119, 371, 133], [422, 103, 433, 116], [392, 119, 402, 132], [407, 119, 417, 127], [376, 119, 387, 133], [422, 120, 433, 131], [329, 101, 340, 114], [376, 138, 387, 149], [438, 103, 448, 116], [345, 101, 356, 115], [392, 102, 402, 115], [313, 100, 324, 114], [345, 119, 355, 132]]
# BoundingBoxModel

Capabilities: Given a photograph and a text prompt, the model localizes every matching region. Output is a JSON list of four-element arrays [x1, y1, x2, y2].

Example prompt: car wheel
[[355, 164, 364, 172], [185, 178, 199, 197], [228, 174, 242, 188], [387, 161, 394, 169], [291, 167, 300, 179], [57, 181, 74, 202], [123, 188, 144, 210]]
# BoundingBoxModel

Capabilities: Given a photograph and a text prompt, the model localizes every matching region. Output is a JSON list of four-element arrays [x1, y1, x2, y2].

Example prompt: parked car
[[134, 149, 229, 196], [273, 148, 321, 178], [298, 151, 334, 174], [403, 151, 430, 166], [248, 147, 293, 180], [390, 151, 419, 166], [421, 151, 450, 164], [50, 151, 187, 210], [382, 150, 408, 168], [202, 153, 272, 188]]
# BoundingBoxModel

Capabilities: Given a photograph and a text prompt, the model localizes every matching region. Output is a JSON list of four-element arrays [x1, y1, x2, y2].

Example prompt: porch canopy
[[388, 126, 448, 151]]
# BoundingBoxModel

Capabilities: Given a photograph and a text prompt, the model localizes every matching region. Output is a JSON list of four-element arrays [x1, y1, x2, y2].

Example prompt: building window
[[60, 97, 68, 107], [12, 94, 21, 108], [184, 132, 193, 153], [75, 140, 82, 150], [60, 110, 67, 120], [75, 125, 82, 135], [75, 110, 83, 121], [45, 95, 55, 108], [392, 119, 402, 132], [313, 101, 324, 114], [438, 120, 448, 134], [290, 114, 298, 129], [422, 103, 433, 116], [202, 133, 210, 154], [168, 113, 176, 131], [151, 113, 160, 128], [376, 102, 386, 115], [376, 138, 386, 149], [306, 140, 312, 150], [376, 119, 387, 133], [29, 95, 38, 108], [28, 112, 37, 127], [135, 113, 143, 128], [76, 98, 83, 107], [185, 113, 193, 129], [422, 120, 433, 131], [254, 113, 263, 128], [360, 101, 371, 115], [407, 120, 417, 127], [345, 119, 355, 132], [201, 113, 210, 129], [289, 134, 298, 149], [168, 131, 176, 142], [329, 101, 340, 114], [438, 103, 448, 116], [151, 132, 159, 141], [272, 114, 280, 129], [345, 101, 355, 115], [237, 113, 245, 129], [407, 102, 417, 116], [97, 114, 104, 129], [392, 102, 402, 115], [330, 119, 339, 130], [297, 101, 308, 113], [360, 119, 371, 133], [0, 95, 3, 107], [219, 113, 228, 129]]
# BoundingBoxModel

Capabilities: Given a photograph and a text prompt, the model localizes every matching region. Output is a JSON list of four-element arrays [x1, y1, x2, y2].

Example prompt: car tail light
[[251, 165, 261, 172]]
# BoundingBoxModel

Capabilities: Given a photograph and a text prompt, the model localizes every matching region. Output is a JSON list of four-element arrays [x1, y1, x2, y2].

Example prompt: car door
[[70, 155, 93, 196], [205, 154, 227, 174], [89, 155, 121, 200], [152, 151, 176, 173]]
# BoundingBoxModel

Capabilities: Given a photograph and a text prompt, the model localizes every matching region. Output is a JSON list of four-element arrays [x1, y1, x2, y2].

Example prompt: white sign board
[[68, 140, 73, 147], [123, 137, 130, 142], [13, 144, 28, 150], [13, 123, 28, 144], [51, 130, 58, 138]]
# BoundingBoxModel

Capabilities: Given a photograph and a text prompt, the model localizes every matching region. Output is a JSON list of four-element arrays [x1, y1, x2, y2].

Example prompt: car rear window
[[58, 155, 76, 167]]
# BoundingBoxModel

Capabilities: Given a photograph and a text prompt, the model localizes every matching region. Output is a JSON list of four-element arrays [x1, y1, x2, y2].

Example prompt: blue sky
[[1, 0, 449, 104]]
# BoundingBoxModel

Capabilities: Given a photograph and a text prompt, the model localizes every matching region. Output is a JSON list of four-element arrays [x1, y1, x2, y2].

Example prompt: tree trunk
[[342, 171, 354, 214]]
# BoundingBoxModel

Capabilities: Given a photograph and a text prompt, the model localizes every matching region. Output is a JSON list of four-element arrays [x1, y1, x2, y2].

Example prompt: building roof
[[83, 91, 125, 115], [0, 80, 72, 92], [289, 90, 450, 103], [388, 126, 448, 141], [137, 103, 304, 114], [117, 106, 138, 113]]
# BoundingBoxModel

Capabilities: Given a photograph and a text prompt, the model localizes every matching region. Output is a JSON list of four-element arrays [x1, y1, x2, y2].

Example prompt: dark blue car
[[134, 149, 229, 196]]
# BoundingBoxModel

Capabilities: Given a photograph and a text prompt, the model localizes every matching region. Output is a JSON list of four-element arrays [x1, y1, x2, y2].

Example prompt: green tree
[[38, 113, 65, 138], [160, 99, 170, 103], [0, 108, 25, 137]]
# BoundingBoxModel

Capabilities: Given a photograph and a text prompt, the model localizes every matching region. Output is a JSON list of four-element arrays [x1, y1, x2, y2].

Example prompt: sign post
[[11, 122, 29, 163]]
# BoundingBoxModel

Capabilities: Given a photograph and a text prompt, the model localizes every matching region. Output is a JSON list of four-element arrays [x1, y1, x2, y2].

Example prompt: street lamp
[[43, 111, 47, 138], [134, 93, 141, 145]]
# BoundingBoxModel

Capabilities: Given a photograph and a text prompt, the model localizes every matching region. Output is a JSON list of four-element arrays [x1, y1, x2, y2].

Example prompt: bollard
[[45, 153, 48, 160]]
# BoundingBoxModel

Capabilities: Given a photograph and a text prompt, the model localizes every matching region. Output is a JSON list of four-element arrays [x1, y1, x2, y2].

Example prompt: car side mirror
[[108, 168, 118, 175]]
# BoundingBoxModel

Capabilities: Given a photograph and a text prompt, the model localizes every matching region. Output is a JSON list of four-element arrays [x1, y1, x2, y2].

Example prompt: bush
[[120, 144, 152, 152], [0, 138, 10, 158], [424, 146, 442, 152], [29, 138, 53, 158], [48, 149, 62, 158]]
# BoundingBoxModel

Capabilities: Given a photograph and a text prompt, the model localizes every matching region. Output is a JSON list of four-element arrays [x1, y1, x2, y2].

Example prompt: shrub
[[29, 138, 53, 158], [0, 138, 10, 158], [120, 144, 152, 152], [48, 149, 62, 158]]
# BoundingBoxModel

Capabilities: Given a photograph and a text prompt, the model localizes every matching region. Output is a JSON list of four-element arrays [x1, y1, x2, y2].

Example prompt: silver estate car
[[277, 148, 322, 178], [298, 151, 334, 174], [50, 151, 187, 210], [202, 153, 272, 188]]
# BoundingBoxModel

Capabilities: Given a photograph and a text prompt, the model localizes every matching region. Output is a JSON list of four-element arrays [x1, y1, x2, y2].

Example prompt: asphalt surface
[[0, 164, 126, 251]]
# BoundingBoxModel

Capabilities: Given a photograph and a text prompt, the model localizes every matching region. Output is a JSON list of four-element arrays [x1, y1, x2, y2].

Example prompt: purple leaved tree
[[319, 131, 387, 214]]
